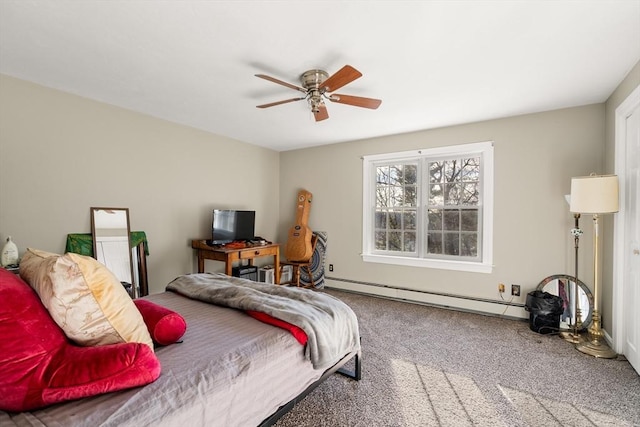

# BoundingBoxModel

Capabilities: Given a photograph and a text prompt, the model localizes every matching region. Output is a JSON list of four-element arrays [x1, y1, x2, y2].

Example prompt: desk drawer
[[240, 246, 277, 259]]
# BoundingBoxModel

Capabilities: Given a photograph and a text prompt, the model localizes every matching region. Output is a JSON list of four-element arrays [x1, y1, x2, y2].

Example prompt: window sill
[[362, 253, 493, 273]]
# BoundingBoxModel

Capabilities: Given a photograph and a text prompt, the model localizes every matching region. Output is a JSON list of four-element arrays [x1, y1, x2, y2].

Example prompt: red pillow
[[245, 310, 308, 345], [0, 268, 161, 412], [134, 299, 187, 346]]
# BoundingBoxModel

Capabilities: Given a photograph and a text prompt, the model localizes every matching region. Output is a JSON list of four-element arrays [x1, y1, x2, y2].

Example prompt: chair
[[280, 233, 318, 288]]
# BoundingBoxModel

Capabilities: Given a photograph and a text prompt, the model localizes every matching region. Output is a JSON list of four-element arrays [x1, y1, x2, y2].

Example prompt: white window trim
[[362, 141, 494, 273]]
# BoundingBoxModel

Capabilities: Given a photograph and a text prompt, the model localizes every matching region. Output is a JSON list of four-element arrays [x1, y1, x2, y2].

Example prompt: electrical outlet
[[329, 264, 334, 272], [511, 284, 521, 296], [498, 283, 505, 293]]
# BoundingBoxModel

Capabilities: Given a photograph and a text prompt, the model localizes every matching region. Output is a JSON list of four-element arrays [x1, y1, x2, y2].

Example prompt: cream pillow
[[20, 248, 153, 351]]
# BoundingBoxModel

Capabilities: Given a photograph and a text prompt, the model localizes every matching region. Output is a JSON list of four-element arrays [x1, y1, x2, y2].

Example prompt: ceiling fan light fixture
[[308, 95, 323, 113], [255, 65, 381, 121]]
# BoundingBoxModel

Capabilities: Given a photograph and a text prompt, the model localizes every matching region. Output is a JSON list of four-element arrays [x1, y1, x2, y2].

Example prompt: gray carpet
[[274, 289, 640, 427]]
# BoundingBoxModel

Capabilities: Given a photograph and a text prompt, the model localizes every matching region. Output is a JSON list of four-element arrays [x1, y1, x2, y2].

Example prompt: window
[[362, 142, 493, 273]]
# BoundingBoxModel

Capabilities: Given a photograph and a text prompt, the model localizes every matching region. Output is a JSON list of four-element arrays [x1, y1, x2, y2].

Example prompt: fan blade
[[322, 65, 362, 92], [255, 74, 307, 94], [314, 104, 329, 121], [256, 97, 305, 108], [329, 94, 382, 109]]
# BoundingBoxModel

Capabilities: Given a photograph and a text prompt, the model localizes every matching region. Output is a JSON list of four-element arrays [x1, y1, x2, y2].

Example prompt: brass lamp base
[[576, 339, 617, 359], [560, 330, 585, 344], [575, 310, 617, 358]]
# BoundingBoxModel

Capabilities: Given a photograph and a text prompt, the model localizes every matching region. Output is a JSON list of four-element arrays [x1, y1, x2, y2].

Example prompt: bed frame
[[260, 348, 362, 426]]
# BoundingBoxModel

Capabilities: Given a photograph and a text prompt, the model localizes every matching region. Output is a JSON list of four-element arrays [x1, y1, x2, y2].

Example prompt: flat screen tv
[[210, 210, 255, 245]]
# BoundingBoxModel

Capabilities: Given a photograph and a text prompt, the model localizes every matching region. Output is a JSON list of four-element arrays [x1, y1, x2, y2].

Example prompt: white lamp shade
[[569, 175, 619, 214]]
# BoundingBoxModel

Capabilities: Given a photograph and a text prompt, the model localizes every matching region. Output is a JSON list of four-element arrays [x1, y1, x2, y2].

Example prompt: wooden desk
[[191, 240, 280, 284]]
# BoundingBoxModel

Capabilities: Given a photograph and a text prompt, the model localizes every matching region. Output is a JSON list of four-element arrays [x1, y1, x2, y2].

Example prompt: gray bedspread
[[166, 272, 360, 370], [3, 291, 328, 426]]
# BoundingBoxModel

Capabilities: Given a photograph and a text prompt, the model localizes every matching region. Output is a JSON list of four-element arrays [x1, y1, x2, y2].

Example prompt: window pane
[[461, 233, 477, 256], [444, 183, 460, 205], [461, 183, 479, 205], [427, 232, 442, 254], [444, 159, 460, 182], [390, 166, 402, 186], [375, 211, 387, 229], [429, 183, 443, 205], [376, 185, 388, 207], [389, 186, 403, 207], [404, 185, 417, 206], [374, 162, 421, 254], [404, 232, 416, 252], [404, 211, 416, 230], [376, 166, 389, 184], [444, 233, 460, 255], [389, 211, 402, 230], [461, 158, 480, 181], [444, 210, 460, 231], [389, 232, 402, 251], [428, 209, 442, 230], [429, 161, 443, 183], [404, 164, 417, 185], [461, 209, 478, 231], [375, 231, 386, 250]]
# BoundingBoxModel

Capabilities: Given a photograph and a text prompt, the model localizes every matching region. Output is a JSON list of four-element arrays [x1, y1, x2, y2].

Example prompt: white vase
[[1, 236, 19, 267]]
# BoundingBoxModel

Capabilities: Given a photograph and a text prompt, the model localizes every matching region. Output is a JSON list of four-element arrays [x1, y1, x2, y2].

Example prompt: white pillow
[[19, 248, 153, 350]]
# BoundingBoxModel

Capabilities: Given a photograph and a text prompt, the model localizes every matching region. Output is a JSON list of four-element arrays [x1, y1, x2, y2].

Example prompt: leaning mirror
[[536, 274, 594, 332], [90, 207, 134, 297]]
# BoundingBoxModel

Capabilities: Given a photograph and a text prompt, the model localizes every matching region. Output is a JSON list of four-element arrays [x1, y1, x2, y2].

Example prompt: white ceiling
[[1, 1, 639, 152]]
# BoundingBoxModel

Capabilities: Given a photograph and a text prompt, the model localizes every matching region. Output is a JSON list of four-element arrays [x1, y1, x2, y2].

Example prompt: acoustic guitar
[[284, 189, 313, 261]]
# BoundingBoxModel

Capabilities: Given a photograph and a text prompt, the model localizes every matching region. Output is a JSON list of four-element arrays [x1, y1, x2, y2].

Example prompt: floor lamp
[[562, 194, 584, 344], [569, 174, 619, 358]]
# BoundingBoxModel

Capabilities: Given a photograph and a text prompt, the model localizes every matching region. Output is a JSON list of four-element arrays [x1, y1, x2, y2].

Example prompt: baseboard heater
[[325, 276, 527, 320]]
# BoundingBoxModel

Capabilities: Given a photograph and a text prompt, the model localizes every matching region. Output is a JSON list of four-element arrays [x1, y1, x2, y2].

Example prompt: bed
[[1, 272, 361, 427]]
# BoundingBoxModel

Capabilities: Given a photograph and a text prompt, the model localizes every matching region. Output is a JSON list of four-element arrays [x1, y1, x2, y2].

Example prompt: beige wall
[[0, 75, 280, 294], [1, 70, 627, 323], [279, 105, 605, 318], [602, 60, 640, 330]]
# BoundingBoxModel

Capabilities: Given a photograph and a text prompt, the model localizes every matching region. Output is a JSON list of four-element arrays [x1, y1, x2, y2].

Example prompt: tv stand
[[191, 240, 280, 284]]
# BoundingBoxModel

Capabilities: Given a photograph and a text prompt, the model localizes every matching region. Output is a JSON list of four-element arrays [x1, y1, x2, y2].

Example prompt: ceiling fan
[[255, 65, 382, 122]]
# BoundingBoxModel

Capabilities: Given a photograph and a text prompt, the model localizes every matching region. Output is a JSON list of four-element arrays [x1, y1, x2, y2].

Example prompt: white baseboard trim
[[603, 328, 615, 349], [326, 277, 528, 320]]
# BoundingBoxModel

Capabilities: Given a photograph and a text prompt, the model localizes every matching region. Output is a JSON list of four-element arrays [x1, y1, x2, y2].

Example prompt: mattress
[[3, 291, 325, 427]]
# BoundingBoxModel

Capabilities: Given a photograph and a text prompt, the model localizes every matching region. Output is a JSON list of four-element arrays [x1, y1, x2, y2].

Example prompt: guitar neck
[[294, 190, 312, 226]]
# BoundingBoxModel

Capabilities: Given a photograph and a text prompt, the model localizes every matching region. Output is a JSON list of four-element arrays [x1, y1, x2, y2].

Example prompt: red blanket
[[245, 310, 308, 345]]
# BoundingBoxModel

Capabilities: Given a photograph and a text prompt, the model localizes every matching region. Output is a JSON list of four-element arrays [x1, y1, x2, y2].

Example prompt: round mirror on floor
[[536, 274, 593, 332]]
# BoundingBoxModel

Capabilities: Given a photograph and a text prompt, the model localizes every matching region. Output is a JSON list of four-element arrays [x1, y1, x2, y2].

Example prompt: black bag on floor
[[524, 290, 564, 334]]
